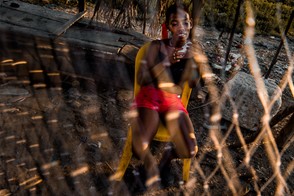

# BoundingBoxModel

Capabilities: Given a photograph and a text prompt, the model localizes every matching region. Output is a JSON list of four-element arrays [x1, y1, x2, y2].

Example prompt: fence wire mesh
[[0, 1, 293, 195]]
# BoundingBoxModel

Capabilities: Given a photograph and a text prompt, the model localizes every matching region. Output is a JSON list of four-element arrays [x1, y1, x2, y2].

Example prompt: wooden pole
[[53, 10, 87, 39], [264, 10, 294, 79]]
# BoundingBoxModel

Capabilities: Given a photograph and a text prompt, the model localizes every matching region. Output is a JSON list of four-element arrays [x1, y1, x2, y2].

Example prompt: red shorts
[[132, 86, 188, 114]]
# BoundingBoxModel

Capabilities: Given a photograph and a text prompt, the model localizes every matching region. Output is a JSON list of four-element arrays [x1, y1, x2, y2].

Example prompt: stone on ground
[[222, 71, 282, 131]]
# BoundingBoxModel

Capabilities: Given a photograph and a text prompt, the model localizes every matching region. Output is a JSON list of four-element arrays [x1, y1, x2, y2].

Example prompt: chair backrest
[[134, 42, 192, 141]]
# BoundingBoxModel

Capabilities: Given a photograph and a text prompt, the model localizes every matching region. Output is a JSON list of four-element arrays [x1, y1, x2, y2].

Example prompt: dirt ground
[[0, 1, 293, 195]]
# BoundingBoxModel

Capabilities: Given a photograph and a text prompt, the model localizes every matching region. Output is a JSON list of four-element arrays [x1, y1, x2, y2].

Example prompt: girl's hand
[[174, 48, 186, 61], [170, 44, 190, 63]]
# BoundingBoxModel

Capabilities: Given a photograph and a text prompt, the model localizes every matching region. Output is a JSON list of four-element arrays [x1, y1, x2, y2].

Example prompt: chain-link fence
[[0, 0, 293, 195]]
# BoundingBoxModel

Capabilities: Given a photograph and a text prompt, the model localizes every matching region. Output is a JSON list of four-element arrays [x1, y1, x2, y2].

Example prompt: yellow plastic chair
[[110, 42, 192, 183]]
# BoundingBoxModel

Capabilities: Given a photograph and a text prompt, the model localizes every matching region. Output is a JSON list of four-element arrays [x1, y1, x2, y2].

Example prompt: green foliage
[[202, 0, 244, 32], [251, 0, 293, 35], [202, 0, 293, 36]]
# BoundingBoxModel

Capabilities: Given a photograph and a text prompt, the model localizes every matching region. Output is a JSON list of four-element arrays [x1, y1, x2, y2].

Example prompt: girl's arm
[[137, 41, 161, 86]]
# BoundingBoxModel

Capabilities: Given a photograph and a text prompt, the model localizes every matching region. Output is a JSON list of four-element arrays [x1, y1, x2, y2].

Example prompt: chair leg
[[183, 158, 191, 182], [109, 127, 133, 181]]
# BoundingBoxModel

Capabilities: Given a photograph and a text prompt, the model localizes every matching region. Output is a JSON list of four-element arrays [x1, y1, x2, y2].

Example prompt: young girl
[[130, 3, 202, 188]]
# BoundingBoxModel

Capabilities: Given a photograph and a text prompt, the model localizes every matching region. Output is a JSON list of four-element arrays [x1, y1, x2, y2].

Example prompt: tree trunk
[[264, 10, 294, 79], [224, 0, 243, 69], [276, 113, 294, 150], [270, 105, 294, 127], [142, 0, 147, 34], [78, 0, 86, 12], [191, 0, 204, 44], [192, 0, 204, 26]]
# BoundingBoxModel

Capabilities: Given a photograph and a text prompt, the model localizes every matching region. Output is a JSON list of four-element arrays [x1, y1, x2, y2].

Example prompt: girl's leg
[[130, 108, 161, 186], [165, 111, 198, 159]]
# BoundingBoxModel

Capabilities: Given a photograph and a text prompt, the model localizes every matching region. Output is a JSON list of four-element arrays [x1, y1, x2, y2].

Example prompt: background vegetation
[[202, 0, 293, 36], [35, 0, 294, 37]]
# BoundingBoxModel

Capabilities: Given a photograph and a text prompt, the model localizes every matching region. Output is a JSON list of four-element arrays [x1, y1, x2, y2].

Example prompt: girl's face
[[168, 9, 192, 45]]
